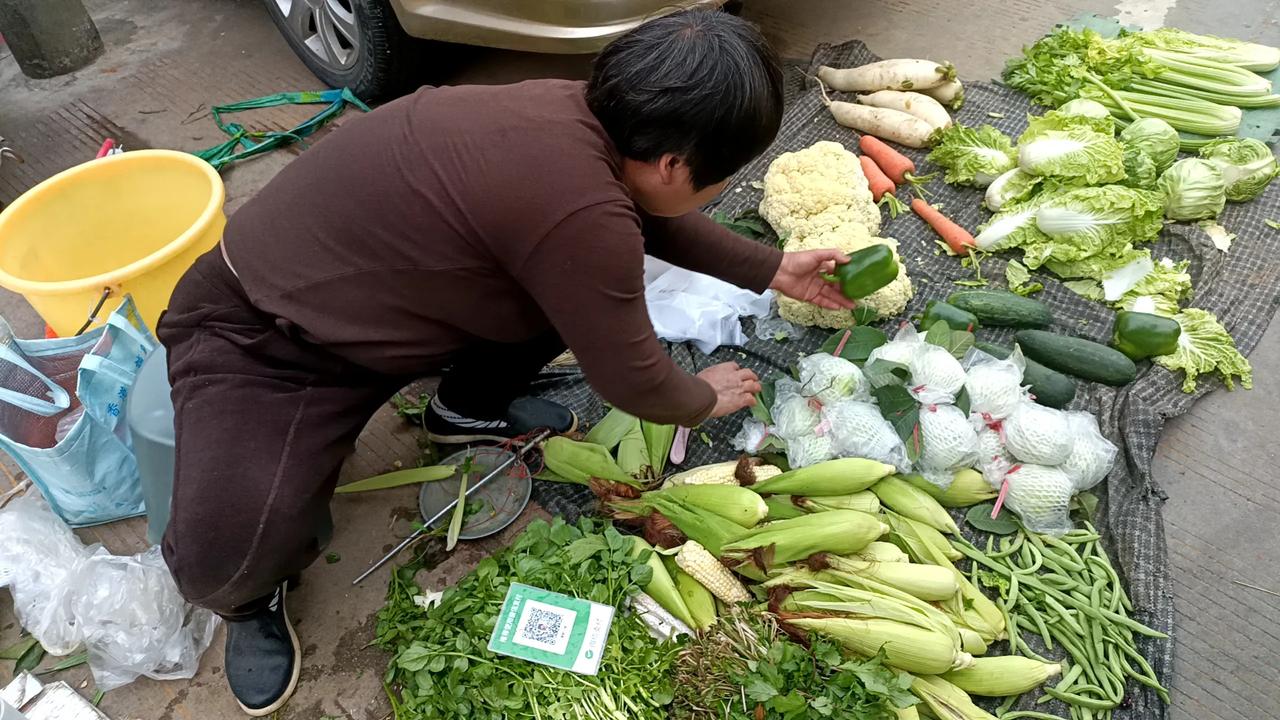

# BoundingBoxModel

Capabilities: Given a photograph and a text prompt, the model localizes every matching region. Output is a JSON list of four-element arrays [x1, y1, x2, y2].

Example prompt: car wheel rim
[[275, 0, 360, 72]]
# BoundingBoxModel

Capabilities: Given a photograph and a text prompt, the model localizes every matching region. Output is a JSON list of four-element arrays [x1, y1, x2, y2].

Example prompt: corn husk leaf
[[642, 420, 677, 476], [585, 407, 638, 449], [334, 465, 457, 494]]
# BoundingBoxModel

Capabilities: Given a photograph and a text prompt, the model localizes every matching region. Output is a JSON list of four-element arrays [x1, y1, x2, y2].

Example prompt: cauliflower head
[[758, 141, 880, 238], [776, 223, 914, 327]]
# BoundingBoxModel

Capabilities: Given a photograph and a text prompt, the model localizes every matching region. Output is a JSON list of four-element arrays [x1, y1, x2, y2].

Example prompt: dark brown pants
[[159, 250, 562, 617]]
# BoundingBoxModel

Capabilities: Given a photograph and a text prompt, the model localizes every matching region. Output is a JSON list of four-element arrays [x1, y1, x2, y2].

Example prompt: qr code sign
[[513, 600, 576, 655]]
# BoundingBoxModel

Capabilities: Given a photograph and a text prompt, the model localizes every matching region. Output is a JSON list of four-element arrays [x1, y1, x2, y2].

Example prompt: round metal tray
[[418, 447, 531, 541]]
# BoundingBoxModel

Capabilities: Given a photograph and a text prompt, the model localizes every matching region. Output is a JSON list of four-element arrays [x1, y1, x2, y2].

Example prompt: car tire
[[262, 0, 419, 101]]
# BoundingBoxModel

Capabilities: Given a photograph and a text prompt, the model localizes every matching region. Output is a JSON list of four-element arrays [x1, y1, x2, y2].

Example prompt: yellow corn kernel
[[675, 540, 751, 604]]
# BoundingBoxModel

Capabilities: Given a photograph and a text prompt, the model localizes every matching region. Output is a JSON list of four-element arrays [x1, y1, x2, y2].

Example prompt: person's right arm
[[513, 202, 759, 427]]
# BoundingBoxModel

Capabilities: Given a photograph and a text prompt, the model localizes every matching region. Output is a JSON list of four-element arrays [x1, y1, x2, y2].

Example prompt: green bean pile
[[953, 523, 1170, 720]]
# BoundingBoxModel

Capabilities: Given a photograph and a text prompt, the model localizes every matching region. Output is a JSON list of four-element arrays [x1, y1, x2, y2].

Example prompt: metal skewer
[[352, 429, 551, 585]]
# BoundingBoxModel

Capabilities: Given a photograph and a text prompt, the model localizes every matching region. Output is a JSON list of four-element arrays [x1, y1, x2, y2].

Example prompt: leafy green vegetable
[[1267, 219, 1280, 230], [1018, 127, 1126, 185], [973, 197, 1050, 253], [1019, 106, 1114, 141], [672, 610, 916, 720], [1043, 245, 1146, 281], [1128, 27, 1280, 73], [1121, 145, 1158, 189], [1004, 259, 1043, 296], [965, 503, 1020, 534], [1154, 309, 1252, 392], [819, 326, 888, 363], [378, 518, 679, 719], [1197, 137, 1279, 202], [873, 384, 922, 463], [984, 168, 1042, 212], [712, 209, 770, 241], [1062, 278, 1105, 301], [1119, 117, 1180, 172], [924, 319, 975, 359], [1115, 257, 1192, 316], [1158, 158, 1226, 220], [1028, 185, 1164, 268], [926, 124, 1017, 187]]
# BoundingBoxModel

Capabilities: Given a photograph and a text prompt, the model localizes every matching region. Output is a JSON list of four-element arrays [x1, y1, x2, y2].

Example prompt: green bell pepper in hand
[[832, 244, 899, 299], [1111, 310, 1181, 360], [922, 300, 980, 332]]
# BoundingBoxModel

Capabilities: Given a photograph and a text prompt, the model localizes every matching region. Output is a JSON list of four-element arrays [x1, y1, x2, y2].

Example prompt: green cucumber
[[947, 289, 1053, 328], [1014, 330, 1138, 387], [974, 341, 1077, 409]]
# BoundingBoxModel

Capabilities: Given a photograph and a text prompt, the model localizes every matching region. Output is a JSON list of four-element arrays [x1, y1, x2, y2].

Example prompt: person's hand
[[769, 249, 858, 310], [698, 362, 762, 418]]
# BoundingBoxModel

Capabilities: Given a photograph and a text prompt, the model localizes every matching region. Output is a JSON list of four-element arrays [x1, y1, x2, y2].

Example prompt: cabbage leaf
[[1018, 127, 1126, 185], [1197, 137, 1279, 202], [927, 125, 1017, 187], [1153, 309, 1252, 392], [1031, 185, 1164, 264]]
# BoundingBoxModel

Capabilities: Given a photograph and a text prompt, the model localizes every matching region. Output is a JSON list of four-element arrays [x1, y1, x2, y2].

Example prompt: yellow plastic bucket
[[0, 150, 225, 336]]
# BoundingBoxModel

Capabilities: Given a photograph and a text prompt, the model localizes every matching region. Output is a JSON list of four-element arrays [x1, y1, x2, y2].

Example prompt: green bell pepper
[[1111, 310, 1181, 360], [922, 300, 980, 332], [833, 244, 899, 299]]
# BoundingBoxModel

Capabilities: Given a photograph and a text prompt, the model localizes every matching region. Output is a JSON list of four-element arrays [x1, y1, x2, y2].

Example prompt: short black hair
[[586, 9, 783, 189]]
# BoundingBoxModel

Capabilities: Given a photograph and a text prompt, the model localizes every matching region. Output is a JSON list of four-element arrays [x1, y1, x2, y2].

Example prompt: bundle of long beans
[[954, 523, 1169, 720]]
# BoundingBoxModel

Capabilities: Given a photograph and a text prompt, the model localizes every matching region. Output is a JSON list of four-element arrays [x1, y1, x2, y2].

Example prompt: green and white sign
[[488, 583, 614, 675]]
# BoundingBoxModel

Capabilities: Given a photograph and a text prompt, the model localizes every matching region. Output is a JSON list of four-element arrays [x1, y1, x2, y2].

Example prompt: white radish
[[816, 59, 956, 92], [857, 90, 953, 131], [921, 79, 965, 109], [819, 82, 934, 148]]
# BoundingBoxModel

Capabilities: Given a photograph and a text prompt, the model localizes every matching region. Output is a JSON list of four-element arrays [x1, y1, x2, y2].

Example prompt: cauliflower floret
[[776, 224, 913, 327], [758, 141, 880, 238]]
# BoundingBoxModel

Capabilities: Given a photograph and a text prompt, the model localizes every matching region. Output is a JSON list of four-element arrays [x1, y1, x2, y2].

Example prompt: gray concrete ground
[[0, 1, 1277, 718]]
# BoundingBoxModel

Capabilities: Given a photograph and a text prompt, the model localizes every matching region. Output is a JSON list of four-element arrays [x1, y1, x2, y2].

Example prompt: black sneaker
[[224, 582, 301, 717], [424, 395, 578, 444]]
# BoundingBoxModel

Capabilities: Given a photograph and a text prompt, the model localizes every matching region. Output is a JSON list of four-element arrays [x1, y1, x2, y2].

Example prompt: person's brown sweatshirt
[[222, 79, 782, 426]]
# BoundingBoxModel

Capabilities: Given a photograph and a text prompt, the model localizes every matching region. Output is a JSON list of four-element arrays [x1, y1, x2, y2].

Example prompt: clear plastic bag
[[866, 323, 924, 366], [975, 426, 1014, 485], [1002, 402, 1074, 466], [754, 299, 799, 342], [907, 344, 967, 406], [797, 353, 869, 405], [916, 404, 979, 489], [1059, 412, 1118, 491], [0, 491, 219, 691], [732, 418, 772, 454], [822, 399, 909, 472], [963, 348, 1027, 422], [1001, 463, 1076, 536], [771, 380, 834, 468]]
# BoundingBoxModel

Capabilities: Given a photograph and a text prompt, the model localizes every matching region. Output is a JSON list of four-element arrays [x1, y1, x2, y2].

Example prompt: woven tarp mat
[[529, 40, 1280, 720]]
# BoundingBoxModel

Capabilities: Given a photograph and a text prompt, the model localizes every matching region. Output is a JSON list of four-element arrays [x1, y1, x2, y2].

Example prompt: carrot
[[911, 197, 975, 255], [859, 135, 916, 185], [860, 155, 896, 201]]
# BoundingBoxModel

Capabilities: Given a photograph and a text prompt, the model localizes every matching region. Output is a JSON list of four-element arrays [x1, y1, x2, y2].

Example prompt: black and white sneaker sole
[[426, 413, 579, 445], [237, 592, 302, 718]]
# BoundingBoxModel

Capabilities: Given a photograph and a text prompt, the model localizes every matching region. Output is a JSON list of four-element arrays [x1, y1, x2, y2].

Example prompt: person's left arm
[[642, 210, 857, 312]]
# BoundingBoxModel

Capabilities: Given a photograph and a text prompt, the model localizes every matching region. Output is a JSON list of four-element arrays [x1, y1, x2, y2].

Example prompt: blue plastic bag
[[0, 297, 157, 526]]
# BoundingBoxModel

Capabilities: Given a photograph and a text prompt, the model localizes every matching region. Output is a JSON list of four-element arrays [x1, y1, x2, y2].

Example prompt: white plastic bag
[[907, 344, 967, 405], [732, 418, 772, 454], [866, 323, 924, 366], [975, 426, 1013, 484], [644, 259, 773, 353], [797, 353, 869, 405], [963, 348, 1027, 422], [1059, 412, 1118, 491], [822, 399, 909, 472], [1001, 463, 1076, 536], [1002, 402, 1074, 466], [916, 404, 979, 488], [0, 491, 219, 691]]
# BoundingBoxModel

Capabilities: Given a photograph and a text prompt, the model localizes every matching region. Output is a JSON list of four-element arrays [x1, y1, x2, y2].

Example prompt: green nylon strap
[[193, 88, 371, 171]]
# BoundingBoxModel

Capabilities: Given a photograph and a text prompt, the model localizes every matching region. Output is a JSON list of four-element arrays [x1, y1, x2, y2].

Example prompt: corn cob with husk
[[857, 541, 910, 563], [622, 493, 746, 555], [666, 559, 717, 630], [748, 457, 895, 496], [661, 456, 782, 488], [640, 419, 675, 476], [675, 540, 751, 604], [903, 469, 997, 507], [542, 436, 639, 486], [793, 490, 881, 514], [629, 537, 695, 628], [885, 511, 964, 563], [872, 475, 962, 535], [942, 656, 1062, 696], [721, 510, 887, 570], [643, 484, 768, 528], [762, 494, 807, 520], [944, 575, 1007, 644], [782, 614, 975, 675], [910, 675, 998, 720], [766, 572, 961, 649], [814, 552, 959, 601], [956, 627, 989, 656]]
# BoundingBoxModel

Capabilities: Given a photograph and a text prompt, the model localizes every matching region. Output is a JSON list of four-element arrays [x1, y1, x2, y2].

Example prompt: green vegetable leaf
[[614, 416, 649, 476], [751, 377, 778, 424], [585, 407, 639, 449], [0, 636, 38, 660], [926, 124, 1017, 187], [819, 326, 888, 363], [965, 503, 1020, 534], [1198, 137, 1278, 202], [445, 467, 470, 551], [712, 208, 770, 240], [1072, 491, 1100, 522], [1159, 158, 1227, 221], [1005, 259, 1043, 296], [1266, 219, 1280, 230], [334, 465, 457, 494], [744, 675, 780, 702], [324, 552, 341, 564], [1018, 127, 1126, 185], [873, 385, 922, 463], [1031, 186, 1164, 266], [925, 320, 975, 359], [863, 359, 910, 389], [15, 640, 45, 674], [1154, 308, 1253, 392]]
